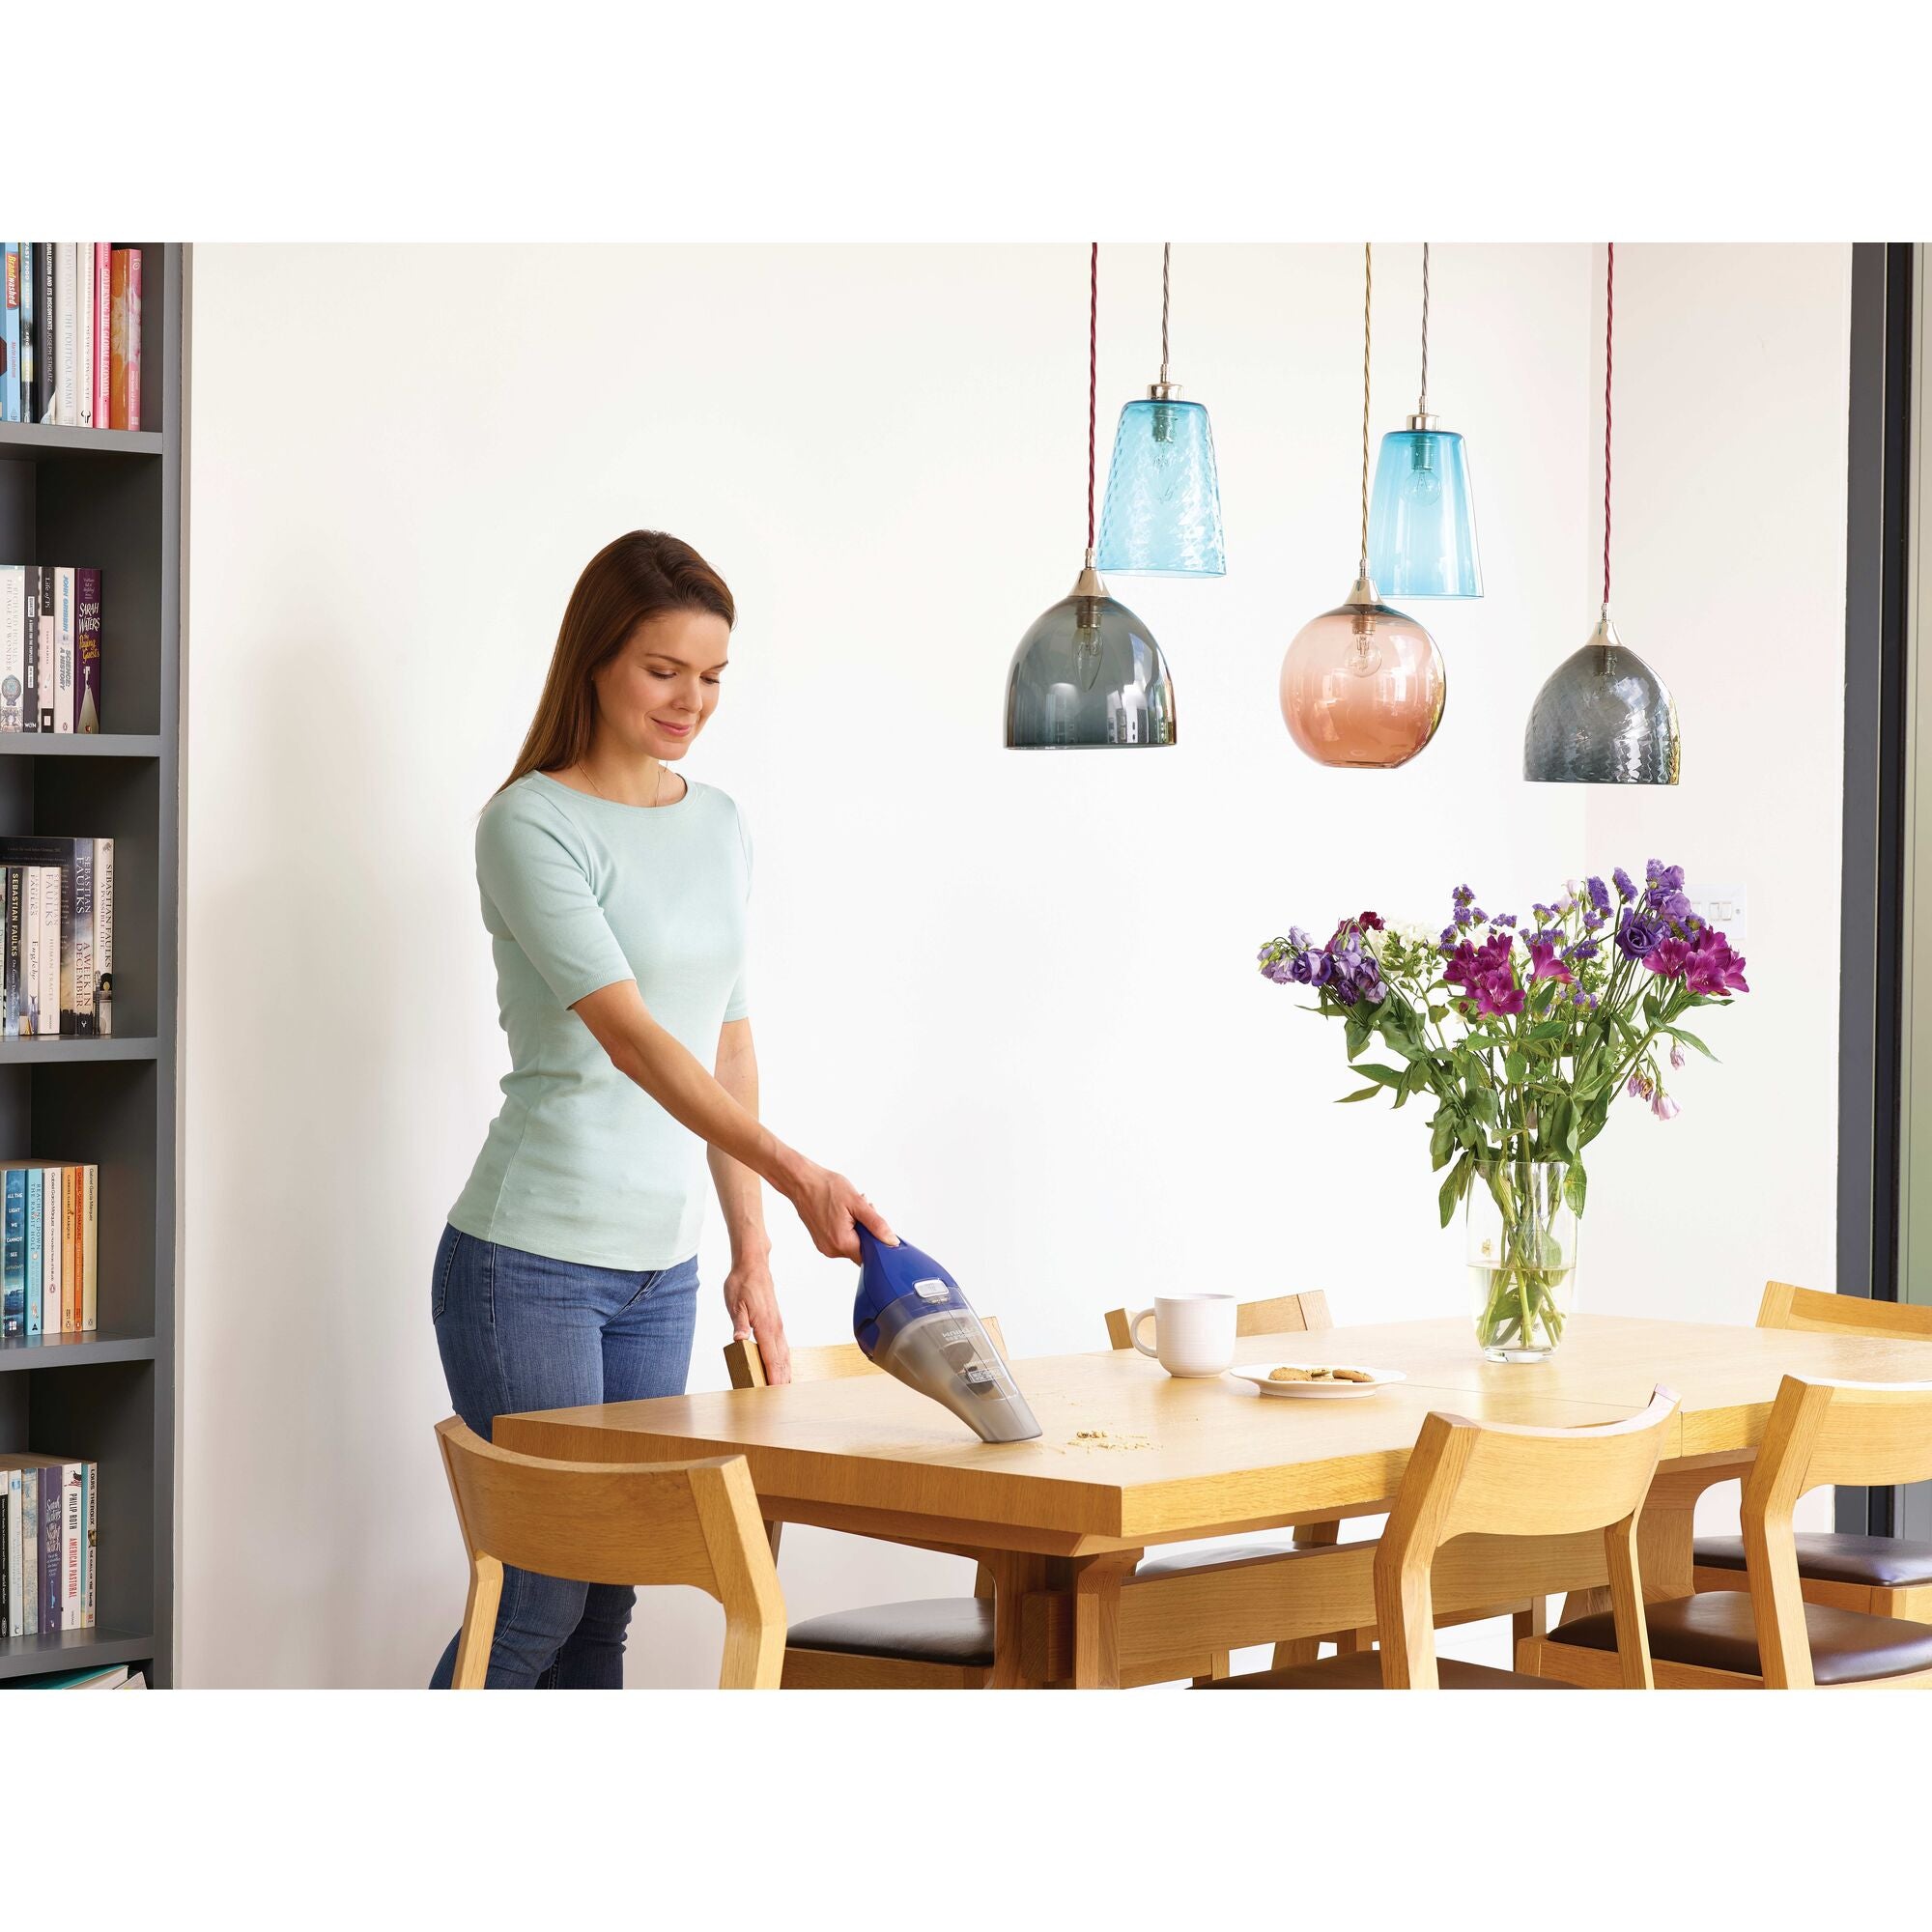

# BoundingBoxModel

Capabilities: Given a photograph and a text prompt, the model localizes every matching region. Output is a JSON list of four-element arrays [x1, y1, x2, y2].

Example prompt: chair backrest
[[1102, 1291, 1332, 1351], [435, 1417, 784, 1689], [724, 1317, 1011, 1389], [1376, 1385, 1680, 1689], [1740, 1374, 1932, 1687], [1756, 1279, 1932, 1344]]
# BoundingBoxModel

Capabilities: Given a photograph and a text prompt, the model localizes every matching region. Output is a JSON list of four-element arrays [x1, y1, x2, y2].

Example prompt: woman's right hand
[[787, 1160, 895, 1261]]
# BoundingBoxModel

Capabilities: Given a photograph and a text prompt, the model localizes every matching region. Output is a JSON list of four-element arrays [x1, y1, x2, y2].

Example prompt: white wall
[[180, 243, 1848, 1686]]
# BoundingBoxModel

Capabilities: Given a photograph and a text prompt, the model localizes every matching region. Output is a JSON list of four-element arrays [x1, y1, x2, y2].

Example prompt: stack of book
[[0, 1456, 97, 1637], [0, 1162, 99, 1338], [0, 244, 142, 429], [0, 567, 102, 733], [1, 1663, 142, 1689], [0, 837, 112, 1034]]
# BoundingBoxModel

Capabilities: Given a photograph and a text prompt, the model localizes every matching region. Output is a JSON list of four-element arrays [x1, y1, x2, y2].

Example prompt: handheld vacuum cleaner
[[853, 1227, 1041, 1443]]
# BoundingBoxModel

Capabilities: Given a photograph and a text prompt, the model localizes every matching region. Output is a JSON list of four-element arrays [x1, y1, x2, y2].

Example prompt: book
[[0, 1664, 128, 1690], [53, 566, 74, 735], [24, 1146, 43, 1339], [54, 243, 77, 426], [62, 1166, 77, 1333], [1, 1163, 21, 1336], [0, 838, 90, 1035], [21, 561, 37, 733], [4, 1469, 18, 1638], [109, 250, 142, 431], [42, 1168, 60, 1335], [94, 245, 111, 431], [20, 1466, 38, 1635], [0, 565, 23, 732], [80, 1165, 97, 1332], [75, 244, 93, 429], [74, 568, 100, 733], [83, 1460, 96, 1626], [15, 244, 34, 425], [3, 865, 20, 1036], [41, 1459, 60, 1633], [93, 844, 112, 1037], [2, 242, 18, 423], [39, 867, 60, 1043], [61, 1463, 81, 1627], [35, 243, 55, 424], [22, 866, 40, 1037], [35, 564, 53, 732]]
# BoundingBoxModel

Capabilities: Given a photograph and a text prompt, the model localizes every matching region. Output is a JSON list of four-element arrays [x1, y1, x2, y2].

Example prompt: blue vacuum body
[[853, 1228, 1041, 1443]]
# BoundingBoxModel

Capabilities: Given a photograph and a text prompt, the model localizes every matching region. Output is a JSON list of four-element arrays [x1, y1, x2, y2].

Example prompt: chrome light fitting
[[1006, 243, 1177, 750], [1524, 242, 1680, 784], [1095, 242, 1227, 577]]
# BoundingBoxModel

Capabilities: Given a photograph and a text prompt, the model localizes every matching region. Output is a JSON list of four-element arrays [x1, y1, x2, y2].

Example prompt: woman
[[430, 530, 892, 1689]]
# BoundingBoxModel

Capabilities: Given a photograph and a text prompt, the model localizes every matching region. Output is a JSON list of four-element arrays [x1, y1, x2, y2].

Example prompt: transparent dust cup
[[1465, 1161, 1577, 1362]]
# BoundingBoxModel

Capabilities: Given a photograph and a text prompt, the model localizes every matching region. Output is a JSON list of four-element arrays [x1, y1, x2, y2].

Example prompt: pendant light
[[1524, 243, 1681, 784], [1006, 244, 1178, 751], [1367, 242, 1483, 597], [1280, 244, 1446, 769], [1095, 243, 1226, 577]]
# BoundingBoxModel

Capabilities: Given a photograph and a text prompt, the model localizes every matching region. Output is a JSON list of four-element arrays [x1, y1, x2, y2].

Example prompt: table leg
[[986, 1552, 1049, 1690], [1070, 1550, 1142, 1690]]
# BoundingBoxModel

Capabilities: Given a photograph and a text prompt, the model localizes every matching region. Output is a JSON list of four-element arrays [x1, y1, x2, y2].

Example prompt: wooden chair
[[1688, 1281, 1932, 1621], [1531, 1375, 1932, 1689], [1104, 1291, 1541, 1672], [435, 1417, 784, 1689], [1202, 1385, 1678, 1689]]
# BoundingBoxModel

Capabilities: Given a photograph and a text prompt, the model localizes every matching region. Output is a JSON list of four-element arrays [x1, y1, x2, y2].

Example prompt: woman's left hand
[[724, 1251, 791, 1384]]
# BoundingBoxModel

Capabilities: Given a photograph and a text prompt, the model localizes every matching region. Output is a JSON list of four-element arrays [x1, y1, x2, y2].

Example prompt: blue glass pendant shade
[[1095, 396, 1226, 577], [1366, 425, 1482, 598], [1005, 563, 1177, 749]]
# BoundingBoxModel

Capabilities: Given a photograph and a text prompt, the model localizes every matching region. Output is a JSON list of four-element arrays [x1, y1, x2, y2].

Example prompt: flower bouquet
[[1258, 864, 1749, 1359]]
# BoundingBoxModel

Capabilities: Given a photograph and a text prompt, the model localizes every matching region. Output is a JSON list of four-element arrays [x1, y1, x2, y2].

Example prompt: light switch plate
[[1687, 883, 1747, 949]]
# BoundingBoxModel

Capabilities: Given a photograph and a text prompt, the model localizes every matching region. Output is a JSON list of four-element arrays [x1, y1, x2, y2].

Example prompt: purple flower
[[1439, 925, 1460, 951], [1586, 876, 1611, 915], [1669, 1041, 1687, 1070], [1612, 867, 1636, 900], [1643, 936, 1692, 980], [1651, 1089, 1681, 1122], [1569, 987, 1597, 1008], [1685, 928, 1748, 997], [1475, 971, 1524, 1017], [1627, 1068, 1652, 1100], [1614, 908, 1663, 962], [1526, 938, 1575, 985], [1493, 912, 1517, 928], [1646, 861, 1685, 894], [1564, 939, 1601, 963]]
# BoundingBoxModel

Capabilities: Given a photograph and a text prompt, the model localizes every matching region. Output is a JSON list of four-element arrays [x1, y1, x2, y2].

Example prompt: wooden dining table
[[492, 1312, 1932, 1688]]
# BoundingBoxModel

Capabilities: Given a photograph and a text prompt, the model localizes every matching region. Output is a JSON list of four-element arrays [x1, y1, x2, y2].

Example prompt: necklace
[[578, 758, 665, 807]]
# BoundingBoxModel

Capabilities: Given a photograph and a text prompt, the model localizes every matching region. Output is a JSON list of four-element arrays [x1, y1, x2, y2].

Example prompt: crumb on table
[[1065, 1428, 1152, 1451]]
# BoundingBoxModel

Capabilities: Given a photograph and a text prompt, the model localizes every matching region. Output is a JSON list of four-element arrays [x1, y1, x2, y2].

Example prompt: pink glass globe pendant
[[1280, 572, 1447, 769]]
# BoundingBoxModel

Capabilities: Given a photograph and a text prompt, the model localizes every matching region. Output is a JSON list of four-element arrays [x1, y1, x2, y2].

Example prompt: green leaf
[[1355, 1064, 1406, 1088], [1664, 1025, 1719, 1062], [1336, 1086, 1382, 1104], [1438, 1152, 1472, 1229], [1565, 1160, 1588, 1215], [1504, 1050, 1529, 1084], [1430, 1109, 1456, 1169], [1345, 1017, 1370, 1062]]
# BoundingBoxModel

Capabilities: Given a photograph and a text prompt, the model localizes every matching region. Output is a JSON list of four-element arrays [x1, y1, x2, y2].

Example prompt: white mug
[[1128, 1293, 1237, 1378]]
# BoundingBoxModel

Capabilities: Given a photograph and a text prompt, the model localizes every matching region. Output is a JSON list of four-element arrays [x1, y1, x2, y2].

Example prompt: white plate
[[1230, 1361, 1407, 1400]]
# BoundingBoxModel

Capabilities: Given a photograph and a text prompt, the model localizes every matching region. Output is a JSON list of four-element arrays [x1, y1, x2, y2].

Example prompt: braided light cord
[[1419, 242, 1430, 416], [1359, 242, 1373, 574], [1087, 242, 1097, 554], [1603, 242, 1615, 611], [1160, 242, 1172, 384]]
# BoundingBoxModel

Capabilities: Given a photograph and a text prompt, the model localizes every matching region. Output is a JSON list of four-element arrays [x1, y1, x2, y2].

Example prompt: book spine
[[5, 1471, 19, 1638], [40, 869, 60, 1046], [21, 556, 37, 733], [93, 843, 112, 1037], [36, 242, 55, 422], [21, 1466, 39, 1634], [16, 243, 34, 421], [1, 1164, 22, 1335], [81, 1164, 97, 1332], [1, 1478, 9, 1636], [54, 243, 77, 426], [84, 1460, 97, 1627], [71, 838, 95, 1036], [40, 1461, 60, 1633], [62, 1167, 78, 1333], [22, 866, 39, 1037], [3, 865, 19, 1037], [108, 250, 128, 430], [2, 242, 18, 423], [23, 1153, 42, 1338], [94, 245, 111, 430], [0, 564, 22, 732], [36, 564, 54, 732], [74, 567, 100, 733], [43, 1169, 60, 1335], [53, 566, 74, 736], [125, 250, 142, 430], [57, 848, 73, 1031], [75, 244, 93, 428], [61, 1463, 81, 1629]]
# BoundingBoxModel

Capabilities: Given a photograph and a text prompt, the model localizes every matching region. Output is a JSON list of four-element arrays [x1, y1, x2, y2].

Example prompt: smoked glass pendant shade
[[1095, 395, 1227, 577], [1005, 562, 1177, 749], [1279, 577, 1445, 769], [1523, 611, 1679, 783], [1367, 424, 1482, 598]]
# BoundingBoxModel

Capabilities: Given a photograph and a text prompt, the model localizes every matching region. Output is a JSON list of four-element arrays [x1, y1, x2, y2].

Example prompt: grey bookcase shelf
[[0, 244, 180, 1687]]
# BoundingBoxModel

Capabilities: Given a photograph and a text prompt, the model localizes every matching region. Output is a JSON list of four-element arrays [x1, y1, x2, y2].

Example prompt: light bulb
[[1073, 596, 1104, 690], [1345, 611, 1383, 678], [1402, 437, 1443, 507]]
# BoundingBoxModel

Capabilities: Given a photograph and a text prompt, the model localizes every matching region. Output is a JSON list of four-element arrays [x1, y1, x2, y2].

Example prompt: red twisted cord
[[1603, 241, 1614, 611], [1087, 242, 1098, 552]]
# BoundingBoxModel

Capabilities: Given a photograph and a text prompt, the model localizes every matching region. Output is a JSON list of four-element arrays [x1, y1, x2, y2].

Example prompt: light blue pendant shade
[[1367, 426, 1482, 598], [1005, 563, 1177, 748], [1095, 397, 1226, 577]]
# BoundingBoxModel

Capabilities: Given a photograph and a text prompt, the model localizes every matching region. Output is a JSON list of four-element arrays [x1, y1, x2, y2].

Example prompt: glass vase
[[1465, 1161, 1577, 1362]]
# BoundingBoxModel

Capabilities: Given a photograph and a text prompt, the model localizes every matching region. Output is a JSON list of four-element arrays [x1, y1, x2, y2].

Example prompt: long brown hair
[[497, 530, 735, 795]]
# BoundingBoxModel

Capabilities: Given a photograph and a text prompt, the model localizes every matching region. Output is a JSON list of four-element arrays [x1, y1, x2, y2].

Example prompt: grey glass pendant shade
[[1523, 611, 1680, 783], [1004, 558, 1177, 749]]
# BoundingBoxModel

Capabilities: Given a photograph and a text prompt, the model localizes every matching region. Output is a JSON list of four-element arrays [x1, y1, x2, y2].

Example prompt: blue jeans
[[428, 1223, 700, 1689]]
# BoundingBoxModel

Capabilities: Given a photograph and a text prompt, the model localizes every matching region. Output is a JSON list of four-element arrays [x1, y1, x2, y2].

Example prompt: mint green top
[[448, 771, 752, 1269]]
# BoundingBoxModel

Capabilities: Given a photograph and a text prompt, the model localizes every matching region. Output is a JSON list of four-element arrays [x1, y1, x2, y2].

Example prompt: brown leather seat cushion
[[1199, 1651, 1568, 1690], [1556, 1590, 1932, 1685], [787, 1598, 993, 1667], [1693, 1531, 1932, 1590]]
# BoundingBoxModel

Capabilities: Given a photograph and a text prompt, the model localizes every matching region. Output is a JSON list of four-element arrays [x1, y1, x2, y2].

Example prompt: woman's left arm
[[709, 1017, 791, 1382]]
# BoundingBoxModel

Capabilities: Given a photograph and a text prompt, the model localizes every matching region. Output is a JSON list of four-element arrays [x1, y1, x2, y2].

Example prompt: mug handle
[[1129, 1309, 1159, 1359]]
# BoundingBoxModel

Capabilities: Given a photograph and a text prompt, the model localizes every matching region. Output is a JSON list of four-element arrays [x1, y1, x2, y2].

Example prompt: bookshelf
[[0, 244, 180, 1686]]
